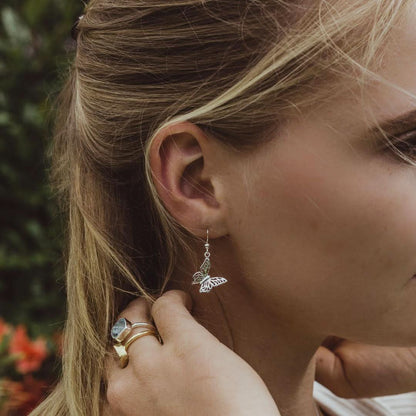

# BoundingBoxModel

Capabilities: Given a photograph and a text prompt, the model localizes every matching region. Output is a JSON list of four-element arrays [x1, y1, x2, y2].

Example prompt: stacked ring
[[111, 318, 162, 368], [125, 329, 159, 351], [111, 317, 157, 343]]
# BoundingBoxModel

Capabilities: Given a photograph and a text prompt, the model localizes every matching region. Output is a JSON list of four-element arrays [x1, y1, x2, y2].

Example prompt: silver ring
[[111, 317, 156, 343]]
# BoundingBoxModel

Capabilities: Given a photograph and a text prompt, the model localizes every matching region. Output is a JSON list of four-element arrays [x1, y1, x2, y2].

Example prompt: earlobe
[[148, 122, 223, 233]]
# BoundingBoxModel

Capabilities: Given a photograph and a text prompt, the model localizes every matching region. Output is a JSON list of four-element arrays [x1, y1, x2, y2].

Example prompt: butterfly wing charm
[[192, 257, 228, 292], [199, 276, 228, 293], [192, 271, 205, 285], [192, 257, 210, 285], [200, 256, 211, 275]]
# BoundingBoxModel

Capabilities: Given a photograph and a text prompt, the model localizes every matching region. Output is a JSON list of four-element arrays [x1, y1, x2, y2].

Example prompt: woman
[[31, 0, 416, 415]]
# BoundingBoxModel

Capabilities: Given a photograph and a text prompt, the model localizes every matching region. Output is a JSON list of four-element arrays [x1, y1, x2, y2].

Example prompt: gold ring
[[113, 329, 162, 368], [124, 329, 158, 351], [111, 318, 157, 343], [132, 322, 155, 330]]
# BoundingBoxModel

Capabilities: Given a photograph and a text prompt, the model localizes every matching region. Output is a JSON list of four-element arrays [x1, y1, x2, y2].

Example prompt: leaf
[[1, 7, 32, 47], [22, 103, 42, 128]]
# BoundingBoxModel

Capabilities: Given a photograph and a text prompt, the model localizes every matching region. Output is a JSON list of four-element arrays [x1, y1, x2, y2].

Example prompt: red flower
[[8, 326, 48, 374], [1, 375, 48, 415]]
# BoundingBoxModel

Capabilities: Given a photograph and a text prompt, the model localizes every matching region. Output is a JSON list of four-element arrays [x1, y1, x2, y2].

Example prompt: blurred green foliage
[[0, 1, 83, 337]]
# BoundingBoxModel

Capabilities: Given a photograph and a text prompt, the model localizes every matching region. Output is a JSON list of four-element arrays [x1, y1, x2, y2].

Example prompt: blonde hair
[[31, 1, 412, 415]]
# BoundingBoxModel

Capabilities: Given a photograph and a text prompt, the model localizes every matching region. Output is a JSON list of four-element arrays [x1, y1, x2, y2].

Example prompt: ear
[[148, 121, 229, 239]]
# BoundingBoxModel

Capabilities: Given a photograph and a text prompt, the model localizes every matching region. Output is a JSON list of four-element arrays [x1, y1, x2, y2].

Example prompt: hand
[[314, 336, 416, 398], [104, 290, 280, 416]]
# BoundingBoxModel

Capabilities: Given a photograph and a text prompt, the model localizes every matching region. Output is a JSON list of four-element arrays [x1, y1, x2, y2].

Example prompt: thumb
[[156, 289, 193, 312], [171, 289, 193, 312], [314, 346, 358, 398]]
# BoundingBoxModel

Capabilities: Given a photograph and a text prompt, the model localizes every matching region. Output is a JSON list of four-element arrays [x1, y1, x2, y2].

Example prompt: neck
[[167, 265, 325, 416]]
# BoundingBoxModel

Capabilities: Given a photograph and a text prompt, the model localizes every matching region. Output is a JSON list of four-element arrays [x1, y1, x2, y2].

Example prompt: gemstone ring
[[111, 317, 157, 343]]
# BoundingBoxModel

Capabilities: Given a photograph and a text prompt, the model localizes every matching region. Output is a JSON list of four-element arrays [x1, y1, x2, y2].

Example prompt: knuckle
[[151, 290, 187, 315], [124, 296, 147, 312], [162, 289, 183, 298], [115, 296, 153, 322], [151, 294, 172, 316]]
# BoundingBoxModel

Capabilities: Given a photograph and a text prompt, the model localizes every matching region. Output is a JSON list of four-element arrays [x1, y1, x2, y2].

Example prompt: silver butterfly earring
[[192, 229, 228, 293]]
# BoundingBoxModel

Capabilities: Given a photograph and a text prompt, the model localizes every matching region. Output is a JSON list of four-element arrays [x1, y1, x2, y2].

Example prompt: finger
[[151, 290, 214, 345], [111, 297, 162, 370], [314, 346, 358, 398], [122, 296, 163, 346], [321, 335, 345, 349], [105, 297, 164, 413]]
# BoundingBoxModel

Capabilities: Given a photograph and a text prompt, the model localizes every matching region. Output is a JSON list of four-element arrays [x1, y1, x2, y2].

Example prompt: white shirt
[[313, 381, 416, 415]]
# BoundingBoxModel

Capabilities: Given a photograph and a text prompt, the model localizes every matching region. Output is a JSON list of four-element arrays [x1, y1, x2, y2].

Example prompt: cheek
[[230, 141, 416, 342]]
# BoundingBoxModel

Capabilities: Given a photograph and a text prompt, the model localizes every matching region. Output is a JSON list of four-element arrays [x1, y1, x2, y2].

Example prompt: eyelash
[[382, 129, 416, 162]]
